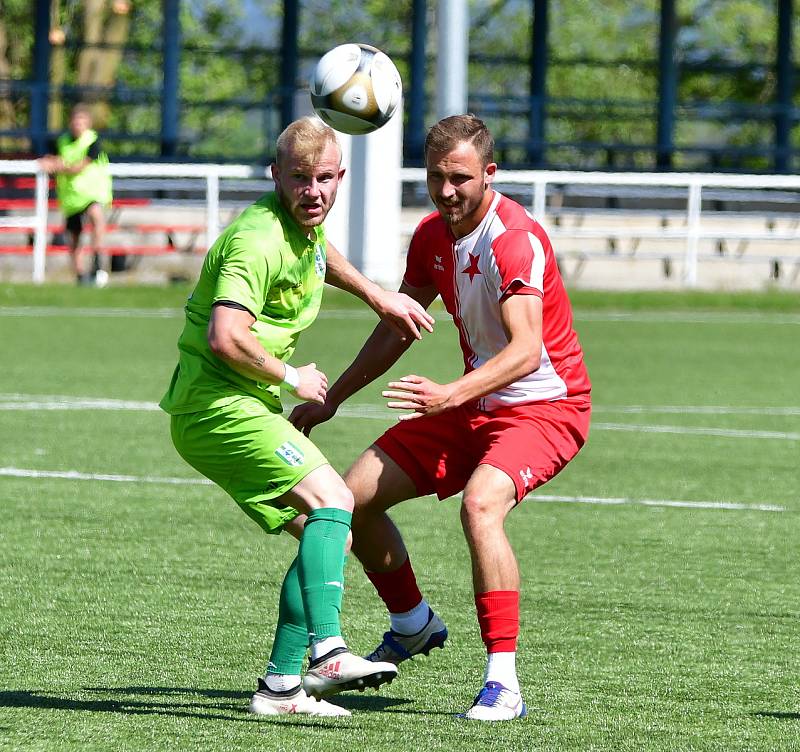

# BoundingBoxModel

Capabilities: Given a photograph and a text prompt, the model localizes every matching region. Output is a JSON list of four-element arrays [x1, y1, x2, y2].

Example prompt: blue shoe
[[461, 681, 527, 721], [365, 609, 448, 665]]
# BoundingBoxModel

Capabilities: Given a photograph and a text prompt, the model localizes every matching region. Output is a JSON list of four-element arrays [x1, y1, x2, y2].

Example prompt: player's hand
[[292, 362, 329, 404], [288, 399, 337, 436], [37, 156, 60, 174], [374, 291, 434, 341], [383, 374, 456, 420]]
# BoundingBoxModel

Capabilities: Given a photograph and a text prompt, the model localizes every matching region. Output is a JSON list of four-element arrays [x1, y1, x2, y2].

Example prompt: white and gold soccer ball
[[310, 43, 402, 136]]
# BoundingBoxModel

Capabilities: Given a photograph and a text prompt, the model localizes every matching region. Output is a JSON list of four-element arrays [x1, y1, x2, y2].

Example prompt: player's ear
[[484, 162, 497, 186], [338, 167, 346, 182], [270, 162, 280, 184]]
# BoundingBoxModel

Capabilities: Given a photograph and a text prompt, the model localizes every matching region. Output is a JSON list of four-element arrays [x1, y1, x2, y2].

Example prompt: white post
[[206, 171, 220, 248], [323, 132, 351, 257], [32, 169, 49, 284], [684, 180, 702, 287], [436, 0, 469, 119], [346, 102, 404, 287], [533, 177, 547, 221]]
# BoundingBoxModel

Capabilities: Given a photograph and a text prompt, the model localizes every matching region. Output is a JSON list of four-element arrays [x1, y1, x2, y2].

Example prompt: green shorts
[[170, 396, 329, 534]]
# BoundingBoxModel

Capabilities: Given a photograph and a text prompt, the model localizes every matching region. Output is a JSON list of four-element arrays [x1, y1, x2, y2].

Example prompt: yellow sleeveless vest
[[55, 129, 113, 217]]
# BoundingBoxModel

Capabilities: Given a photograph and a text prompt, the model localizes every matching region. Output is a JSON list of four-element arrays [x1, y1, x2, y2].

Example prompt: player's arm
[[289, 282, 439, 435], [38, 155, 92, 175], [207, 304, 327, 404], [324, 240, 434, 341], [385, 294, 543, 420]]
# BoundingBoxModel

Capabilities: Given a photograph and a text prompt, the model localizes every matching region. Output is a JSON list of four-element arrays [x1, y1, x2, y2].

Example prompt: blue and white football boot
[[461, 681, 527, 721], [365, 609, 448, 665]]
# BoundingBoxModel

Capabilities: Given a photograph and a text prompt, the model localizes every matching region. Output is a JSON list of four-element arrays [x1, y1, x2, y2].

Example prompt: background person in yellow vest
[[39, 104, 113, 286]]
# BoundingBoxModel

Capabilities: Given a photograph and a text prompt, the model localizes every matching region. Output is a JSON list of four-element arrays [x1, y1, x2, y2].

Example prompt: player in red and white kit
[[291, 114, 591, 721]]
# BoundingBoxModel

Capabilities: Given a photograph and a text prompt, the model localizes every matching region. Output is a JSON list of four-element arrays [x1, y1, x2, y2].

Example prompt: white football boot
[[248, 680, 350, 717], [461, 681, 527, 721], [303, 648, 398, 699]]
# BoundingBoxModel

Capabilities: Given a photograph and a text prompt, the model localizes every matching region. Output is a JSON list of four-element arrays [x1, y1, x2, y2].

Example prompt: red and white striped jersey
[[404, 191, 590, 411]]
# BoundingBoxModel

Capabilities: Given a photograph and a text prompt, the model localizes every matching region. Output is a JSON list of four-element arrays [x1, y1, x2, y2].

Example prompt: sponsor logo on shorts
[[519, 467, 534, 488], [275, 441, 305, 466]]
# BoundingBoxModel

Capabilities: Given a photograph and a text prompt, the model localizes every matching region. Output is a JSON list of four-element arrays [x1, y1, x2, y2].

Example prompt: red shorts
[[375, 394, 591, 502]]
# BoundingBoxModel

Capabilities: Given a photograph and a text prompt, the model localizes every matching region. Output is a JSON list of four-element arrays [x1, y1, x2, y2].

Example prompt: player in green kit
[[160, 117, 435, 717]]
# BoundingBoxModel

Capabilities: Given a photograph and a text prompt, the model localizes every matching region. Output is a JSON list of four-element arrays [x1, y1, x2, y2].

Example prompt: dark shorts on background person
[[374, 394, 592, 502], [65, 202, 98, 235]]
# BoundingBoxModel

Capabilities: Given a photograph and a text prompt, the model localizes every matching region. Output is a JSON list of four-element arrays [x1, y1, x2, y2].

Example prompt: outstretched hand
[[288, 399, 336, 436], [374, 291, 435, 341], [383, 375, 456, 420]]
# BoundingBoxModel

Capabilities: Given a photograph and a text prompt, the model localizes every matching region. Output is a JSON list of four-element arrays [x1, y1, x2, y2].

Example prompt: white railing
[[0, 160, 263, 283], [3, 159, 800, 286], [403, 168, 800, 286]]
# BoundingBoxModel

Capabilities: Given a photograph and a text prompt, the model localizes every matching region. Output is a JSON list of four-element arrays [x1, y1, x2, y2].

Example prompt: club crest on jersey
[[462, 252, 481, 282], [314, 243, 326, 279], [275, 441, 305, 466]]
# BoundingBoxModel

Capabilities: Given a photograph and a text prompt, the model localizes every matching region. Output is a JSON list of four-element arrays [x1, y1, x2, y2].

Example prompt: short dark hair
[[424, 114, 494, 167]]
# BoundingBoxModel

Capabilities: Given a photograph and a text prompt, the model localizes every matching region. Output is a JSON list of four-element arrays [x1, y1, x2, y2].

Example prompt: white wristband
[[281, 363, 300, 392]]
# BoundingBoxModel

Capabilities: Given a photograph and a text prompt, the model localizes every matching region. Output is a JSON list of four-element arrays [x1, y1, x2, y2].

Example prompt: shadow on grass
[[0, 687, 419, 723], [753, 711, 800, 720], [0, 689, 252, 723]]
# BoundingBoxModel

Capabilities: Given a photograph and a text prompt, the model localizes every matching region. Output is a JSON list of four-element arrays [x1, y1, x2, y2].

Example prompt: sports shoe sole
[[304, 667, 396, 699]]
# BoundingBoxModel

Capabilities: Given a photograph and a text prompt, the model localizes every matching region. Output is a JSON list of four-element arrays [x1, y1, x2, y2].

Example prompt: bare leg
[[345, 444, 418, 573], [459, 464, 519, 593]]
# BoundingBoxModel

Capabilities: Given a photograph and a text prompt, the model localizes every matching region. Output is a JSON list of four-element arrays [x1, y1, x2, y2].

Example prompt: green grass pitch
[[0, 283, 798, 751]]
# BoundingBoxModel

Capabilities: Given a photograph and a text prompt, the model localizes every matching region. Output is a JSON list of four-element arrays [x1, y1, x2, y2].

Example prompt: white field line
[[1, 393, 798, 441], [1, 306, 800, 326], [0, 466, 211, 485], [0, 466, 785, 513]]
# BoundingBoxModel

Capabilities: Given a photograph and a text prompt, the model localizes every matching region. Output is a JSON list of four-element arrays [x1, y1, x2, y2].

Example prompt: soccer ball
[[310, 43, 402, 136]]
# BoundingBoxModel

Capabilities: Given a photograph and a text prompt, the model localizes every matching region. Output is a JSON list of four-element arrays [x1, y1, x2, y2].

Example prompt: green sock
[[297, 507, 352, 642], [266, 556, 309, 676]]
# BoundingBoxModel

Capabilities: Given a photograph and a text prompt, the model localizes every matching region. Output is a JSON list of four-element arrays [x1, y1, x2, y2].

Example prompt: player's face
[[272, 142, 344, 232], [69, 111, 91, 138], [426, 141, 496, 238]]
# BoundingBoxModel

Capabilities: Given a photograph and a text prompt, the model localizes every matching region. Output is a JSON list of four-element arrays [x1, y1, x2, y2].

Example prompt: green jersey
[[160, 192, 327, 415], [55, 129, 112, 217]]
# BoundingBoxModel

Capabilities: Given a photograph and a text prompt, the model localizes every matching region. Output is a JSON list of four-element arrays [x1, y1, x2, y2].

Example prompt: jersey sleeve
[[213, 232, 275, 316], [491, 228, 548, 301], [402, 227, 433, 288], [86, 140, 102, 161]]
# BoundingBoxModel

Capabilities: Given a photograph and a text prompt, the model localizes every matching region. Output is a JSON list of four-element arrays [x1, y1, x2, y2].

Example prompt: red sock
[[475, 590, 519, 653], [365, 556, 423, 614]]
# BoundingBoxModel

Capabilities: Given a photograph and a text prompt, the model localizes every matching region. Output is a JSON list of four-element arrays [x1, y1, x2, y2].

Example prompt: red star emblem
[[462, 253, 481, 282]]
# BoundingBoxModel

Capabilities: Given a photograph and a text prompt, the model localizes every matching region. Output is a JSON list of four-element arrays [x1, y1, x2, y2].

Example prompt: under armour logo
[[519, 467, 534, 487]]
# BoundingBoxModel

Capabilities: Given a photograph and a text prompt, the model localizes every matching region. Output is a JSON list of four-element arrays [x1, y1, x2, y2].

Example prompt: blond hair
[[276, 116, 341, 166]]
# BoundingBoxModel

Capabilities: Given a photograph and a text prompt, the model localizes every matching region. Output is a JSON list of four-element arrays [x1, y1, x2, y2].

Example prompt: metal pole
[[407, 0, 428, 164], [656, 0, 677, 170], [206, 172, 219, 248], [529, 0, 548, 167], [280, 0, 300, 130], [161, 0, 181, 158], [436, 0, 469, 119], [31, 0, 51, 156], [683, 181, 701, 287], [33, 169, 49, 283], [775, 0, 793, 173]]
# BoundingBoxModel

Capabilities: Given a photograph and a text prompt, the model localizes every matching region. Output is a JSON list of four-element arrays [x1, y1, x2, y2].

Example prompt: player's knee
[[460, 491, 501, 533], [316, 480, 355, 514]]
